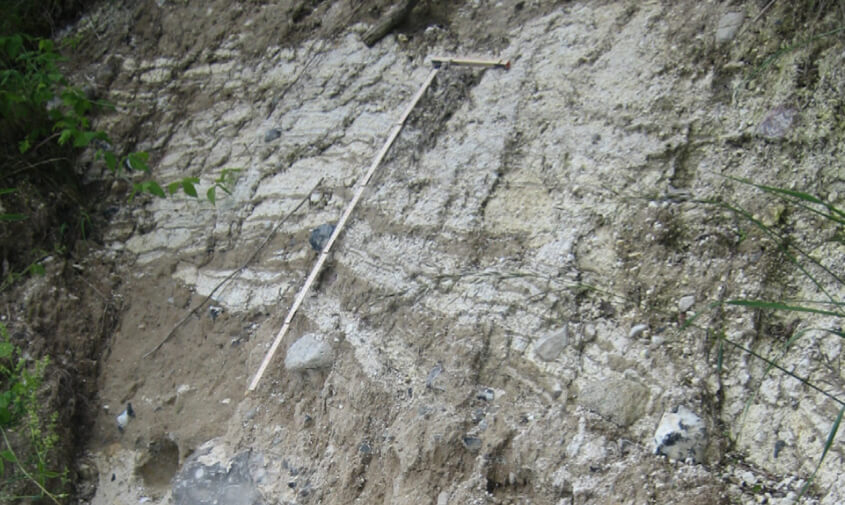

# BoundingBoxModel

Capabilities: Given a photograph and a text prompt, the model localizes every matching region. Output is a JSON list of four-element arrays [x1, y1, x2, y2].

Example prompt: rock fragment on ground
[[653, 405, 707, 463], [757, 105, 797, 140], [535, 325, 569, 361], [284, 333, 334, 371], [173, 450, 261, 505], [678, 295, 695, 313], [263, 128, 281, 143], [716, 12, 744, 43], [309, 224, 335, 252]]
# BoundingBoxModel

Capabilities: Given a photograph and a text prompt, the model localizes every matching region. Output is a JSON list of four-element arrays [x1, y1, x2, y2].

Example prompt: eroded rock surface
[[71, 1, 845, 504]]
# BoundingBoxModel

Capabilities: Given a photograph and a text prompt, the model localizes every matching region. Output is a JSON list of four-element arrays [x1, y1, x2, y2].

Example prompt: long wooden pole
[[247, 68, 440, 394]]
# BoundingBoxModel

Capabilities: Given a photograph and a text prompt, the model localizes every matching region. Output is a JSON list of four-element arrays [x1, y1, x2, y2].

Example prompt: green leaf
[[73, 130, 97, 148], [0, 188, 17, 196], [18, 138, 30, 153], [58, 129, 73, 146], [127, 152, 150, 172], [38, 39, 54, 53], [181, 179, 198, 198], [104, 151, 118, 172], [144, 181, 166, 198], [0, 449, 15, 462], [0, 213, 26, 222], [725, 299, 844, 317], [29, 264, 45, 276], [167, 182, 181, 195], [0, 342, 13, 359], [207, 186, 216, 204], [5, 34, 22, 59]]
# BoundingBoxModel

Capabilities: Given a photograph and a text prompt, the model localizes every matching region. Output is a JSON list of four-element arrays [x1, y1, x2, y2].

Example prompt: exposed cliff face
[[53, 1, 845, 504]]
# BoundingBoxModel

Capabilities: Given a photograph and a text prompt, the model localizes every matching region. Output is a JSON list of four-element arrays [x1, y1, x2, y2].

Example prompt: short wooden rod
[[430, 56, 510, 70]]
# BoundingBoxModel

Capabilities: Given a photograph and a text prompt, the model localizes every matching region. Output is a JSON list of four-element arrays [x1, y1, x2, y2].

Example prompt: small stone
[[678, 295, 695, 313], [715, 12, 744, 43], [628, 324, 648, 338], [740, 470, 757, 486], [264, 128, 281, 143], [461, 436, 482, 451], [535, 325, 569, 361], [309, 223, 335, 252], [115, 403, 135, 433], [426, 362, 443, 390], [757, 105, 797, 140], [284, 333, 334, 371], [243, 407, 258, 421], [209, 305, 223, 321], [773, 439, 786, 458], [476, 388, 494, 401], [653, 405, 707, 463], [582, 323, 597, 342]]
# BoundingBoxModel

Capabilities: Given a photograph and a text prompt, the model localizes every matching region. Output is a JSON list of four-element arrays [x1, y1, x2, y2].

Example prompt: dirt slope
[[13, 1, 844, 504]]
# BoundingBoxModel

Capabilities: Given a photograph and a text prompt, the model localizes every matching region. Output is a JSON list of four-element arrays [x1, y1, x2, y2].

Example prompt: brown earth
[[3, 1, 843, 504]]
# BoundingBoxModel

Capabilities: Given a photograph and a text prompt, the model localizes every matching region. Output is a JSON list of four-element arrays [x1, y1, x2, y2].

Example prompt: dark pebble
[[774, 440, 786, 459], [476, 388, 494, 401], [462, 436, 482, 451], [264, 128, 282, 143], [309, 224, 335, 252]]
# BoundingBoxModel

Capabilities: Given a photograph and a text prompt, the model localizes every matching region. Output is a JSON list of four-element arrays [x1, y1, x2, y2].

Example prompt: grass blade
[[799, 405, 844, 500], [723, 175, 845, 223], [735, 328, 812, 444], [726, 300, 845, 318], [720, 200, 845, 301], [720, 336, 844, 408]]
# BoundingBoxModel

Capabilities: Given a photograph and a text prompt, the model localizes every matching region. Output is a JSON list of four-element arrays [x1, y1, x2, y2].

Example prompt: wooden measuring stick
[[246, 68, 440, 394], [430, 56, 511, 70]]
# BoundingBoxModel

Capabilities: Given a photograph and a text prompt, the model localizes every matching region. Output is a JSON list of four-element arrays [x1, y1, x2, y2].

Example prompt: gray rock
[[757, 106, 797, 140], [115, 403, 135, 433], [678, 295, 695, 313], [628, 324, 648, 338], [263, 128, 281, 143], [461, 436, 482, 451], [653, 405, 707, 463], [476, 388, 494, 401], [284, 333, 334, 371], [309, 223, 335, 252], [715, 12, 744, 43], [173, 451, 261, 505], [426, 362, 443, 390], [535, 326, 569, 361], [578, 378, 649, 427]]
